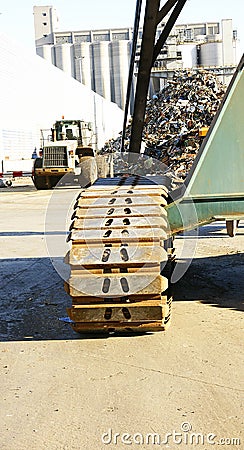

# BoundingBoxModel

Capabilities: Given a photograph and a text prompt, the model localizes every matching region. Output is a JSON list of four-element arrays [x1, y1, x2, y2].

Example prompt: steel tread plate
[[69, 244, 167, 267], [76, 196, 167, 207], [67, 302, 168, 322], [71, 321, 166, 332], [65, 175, 171, 332], [71, 216, 168, 230], [68, 273, 168, 297], [69, 294, 163, 304], [87, 184, 168, 191], [73, 205, 166, 219], [78, 188, 168, 198], [70, 227, 167, 243]]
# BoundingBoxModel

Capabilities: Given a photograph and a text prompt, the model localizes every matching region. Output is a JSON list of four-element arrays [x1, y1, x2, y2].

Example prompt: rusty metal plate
[[71, 321, 166, 332], [66, 176, 172, 333], [76, 196, 167, 207], [68, 300, 169, 322], [79, 188, 168, 198], [69, 244, 167, 267], [68, 273, 168, 298], [86, 184, 168, 192], [70, 293, 164, 304], [71, 215, 168, 230], [73, 205, 166, 219], [70, 226, 167, 243]]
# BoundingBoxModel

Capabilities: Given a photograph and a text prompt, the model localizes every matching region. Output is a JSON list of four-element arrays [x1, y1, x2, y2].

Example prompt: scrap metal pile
[[101, 70, 227, 178]]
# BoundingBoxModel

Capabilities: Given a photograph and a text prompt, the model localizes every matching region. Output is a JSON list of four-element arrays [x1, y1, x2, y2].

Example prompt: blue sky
[[0, 0, 243, 55]]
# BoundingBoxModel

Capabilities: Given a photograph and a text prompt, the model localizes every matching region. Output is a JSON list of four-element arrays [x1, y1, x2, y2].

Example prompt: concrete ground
[[0, 179, 243, 450]]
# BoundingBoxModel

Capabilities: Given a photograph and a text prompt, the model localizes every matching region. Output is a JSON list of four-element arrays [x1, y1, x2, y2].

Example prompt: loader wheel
[[46, 175, 62, 189], [33, 175, 49, 190], [33, 158, 48, 190]]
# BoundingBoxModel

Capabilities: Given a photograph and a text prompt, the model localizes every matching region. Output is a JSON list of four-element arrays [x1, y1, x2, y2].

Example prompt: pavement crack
[[83, 353, 244, 393], [0, 259, 41, 290]]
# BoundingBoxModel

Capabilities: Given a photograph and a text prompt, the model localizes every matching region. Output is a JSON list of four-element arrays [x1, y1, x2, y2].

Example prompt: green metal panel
[[167, 55, 244, 235], [186, 63, 244, 197], [167, 196, 244, 235]]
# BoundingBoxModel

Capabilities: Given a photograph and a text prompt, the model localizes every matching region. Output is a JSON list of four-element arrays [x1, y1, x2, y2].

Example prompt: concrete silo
[[111, 40, 131, 110], [92, 41, 111, 102], [200, 41, 223, 66], [54, 43, 75, 78], [36, 44, 55, 65], [74, 42, 92, 90]]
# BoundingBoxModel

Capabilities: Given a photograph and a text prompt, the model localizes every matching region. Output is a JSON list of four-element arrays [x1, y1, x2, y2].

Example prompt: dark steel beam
[[128, 0, 161, 157], [128, 0, 187, 156], [153, 0, 188, 63], [157, 0, 178, 24], [121, 0, 143, 152]]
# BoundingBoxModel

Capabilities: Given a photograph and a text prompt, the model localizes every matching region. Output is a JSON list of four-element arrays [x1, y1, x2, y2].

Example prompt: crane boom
[[128, 0, 187, 156]]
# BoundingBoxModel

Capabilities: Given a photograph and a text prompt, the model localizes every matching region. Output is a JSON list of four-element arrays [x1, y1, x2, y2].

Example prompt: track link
[[65, 176, 172, 333]]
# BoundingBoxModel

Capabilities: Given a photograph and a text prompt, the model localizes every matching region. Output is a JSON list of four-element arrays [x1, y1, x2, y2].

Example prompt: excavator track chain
[[66, 176, 172, 333]]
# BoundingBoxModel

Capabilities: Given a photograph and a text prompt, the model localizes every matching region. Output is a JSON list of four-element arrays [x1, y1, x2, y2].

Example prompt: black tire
[[33, 158, 48, 190], [33, 157, 43, 169], [47, 175, 62, 188], [33, 175, 48, 190]]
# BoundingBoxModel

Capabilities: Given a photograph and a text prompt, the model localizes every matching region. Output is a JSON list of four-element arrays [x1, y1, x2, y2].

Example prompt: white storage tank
[[200, 42, 223, 66], [54, 43, 75, 77], [92, 41, 111, 101], [74, 42, 92, 90], [111, 40, 131, 110], [178, 43, 198, 68]]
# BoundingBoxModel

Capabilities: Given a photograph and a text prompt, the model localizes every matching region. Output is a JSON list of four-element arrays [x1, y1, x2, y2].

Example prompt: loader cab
[[52, 120, 93, 146], [52, 120, 80, 142]]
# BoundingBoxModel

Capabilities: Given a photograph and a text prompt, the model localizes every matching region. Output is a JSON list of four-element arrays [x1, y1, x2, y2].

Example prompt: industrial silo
[[74, 42, 92, 90], [177, 43, 198, 68], [111, 40, 131, 110], [200, 41, 223, 67], [36, 44, 55, 65], [54, 43, 75, 78], [92, 41, 111, 102]]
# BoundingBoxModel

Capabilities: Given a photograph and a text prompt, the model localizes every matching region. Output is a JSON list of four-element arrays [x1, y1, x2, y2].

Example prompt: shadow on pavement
[[177, 222, 243, 239], [0, 184, 36, 193], [0, 252, 243, 342], [0, 231, 67, 237], [0, 257, 78, 342], [173, 252, 244, 311]]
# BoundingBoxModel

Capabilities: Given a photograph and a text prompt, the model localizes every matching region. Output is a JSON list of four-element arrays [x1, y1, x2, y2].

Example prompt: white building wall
[[33, 6, 59, 45], [0, 33, 124, 170]]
